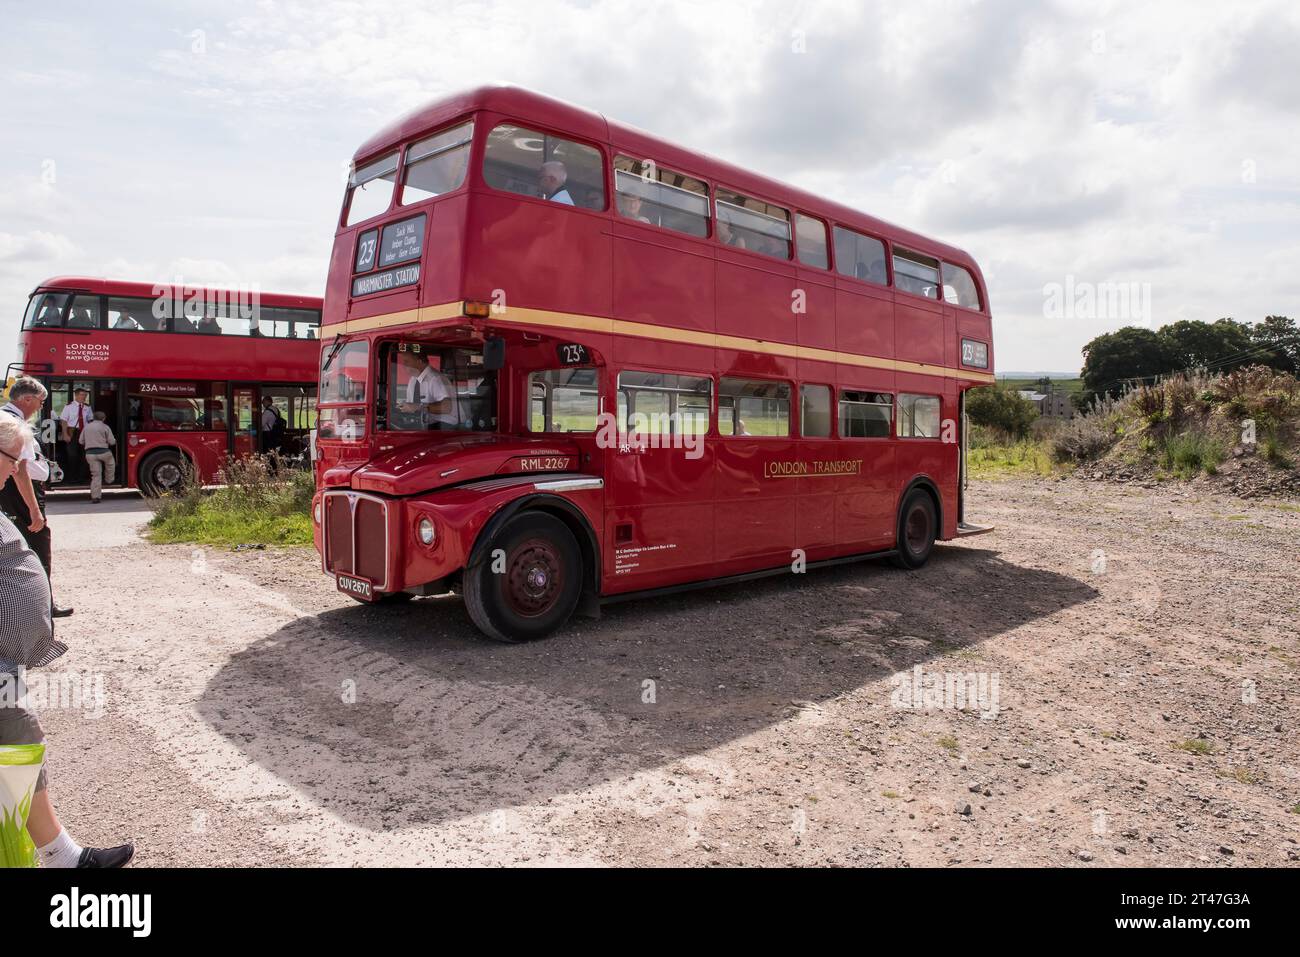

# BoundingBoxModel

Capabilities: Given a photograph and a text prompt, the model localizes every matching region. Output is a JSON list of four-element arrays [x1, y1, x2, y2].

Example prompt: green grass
[[937, 734, 959, 752], [1163, 431, 1227, 478], [148, 509, 312, 546], [968, 440, 1057, 478], [146, 464, 314, 547], [996, 376, 1085, 394]]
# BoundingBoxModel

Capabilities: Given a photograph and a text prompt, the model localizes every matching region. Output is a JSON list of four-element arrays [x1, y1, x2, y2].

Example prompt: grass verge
[[146, 455, 315, 547]]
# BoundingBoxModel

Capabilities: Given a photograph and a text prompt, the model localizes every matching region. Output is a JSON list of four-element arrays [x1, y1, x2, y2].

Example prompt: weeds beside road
[[146, 455, 314, 546]]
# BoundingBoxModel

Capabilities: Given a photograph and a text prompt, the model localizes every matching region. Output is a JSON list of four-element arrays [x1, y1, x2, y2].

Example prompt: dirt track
[[33, 478, 1300, 866]]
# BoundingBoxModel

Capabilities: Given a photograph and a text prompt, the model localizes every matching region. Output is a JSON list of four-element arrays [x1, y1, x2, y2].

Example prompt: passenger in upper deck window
[[196, 315, 222, 335], [538, 161, 575, 205], [617, 187, 652, 224], [717, 217, 746, 249]]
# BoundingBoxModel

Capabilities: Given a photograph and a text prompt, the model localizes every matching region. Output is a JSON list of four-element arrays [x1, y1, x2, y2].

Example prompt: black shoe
[[77, 843, 135, 868], [52, 605, 74, 618]]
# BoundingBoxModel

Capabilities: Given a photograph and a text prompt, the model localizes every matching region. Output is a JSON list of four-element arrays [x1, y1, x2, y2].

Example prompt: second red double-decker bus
[[314, 85, 995, 641], [9, 277, 322, 493]]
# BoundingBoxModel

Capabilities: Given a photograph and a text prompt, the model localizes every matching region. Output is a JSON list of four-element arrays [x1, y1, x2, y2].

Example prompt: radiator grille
[[323, 492, 388, 588]]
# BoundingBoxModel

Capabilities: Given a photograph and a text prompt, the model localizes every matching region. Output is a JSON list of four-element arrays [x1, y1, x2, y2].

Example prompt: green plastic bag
[[0, 744, 45, 868]]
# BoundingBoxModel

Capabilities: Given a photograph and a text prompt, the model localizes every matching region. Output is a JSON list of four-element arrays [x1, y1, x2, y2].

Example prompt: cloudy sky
[[2, 0, 1297, 373]]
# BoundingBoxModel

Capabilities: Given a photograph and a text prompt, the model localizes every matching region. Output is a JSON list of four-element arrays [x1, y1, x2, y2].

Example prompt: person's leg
[[27, 789, 62, 846], [88, 453, 103, 501]]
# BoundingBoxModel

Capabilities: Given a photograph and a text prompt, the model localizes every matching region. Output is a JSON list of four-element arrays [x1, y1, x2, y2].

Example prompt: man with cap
[[59, 386, 93, 485], [2, 377, 73, 617]]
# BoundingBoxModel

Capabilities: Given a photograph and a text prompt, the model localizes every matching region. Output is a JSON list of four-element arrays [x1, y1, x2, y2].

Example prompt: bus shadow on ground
[[196, 545, 1098, 831]]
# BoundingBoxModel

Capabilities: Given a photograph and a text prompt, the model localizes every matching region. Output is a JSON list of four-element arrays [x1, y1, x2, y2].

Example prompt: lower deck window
[[839, 390, 892, 438], [898, 393, 942, 438], [617, 371, 711, 436], [530, 369, 600, 432], [127, 381, 227, 432], [719, 378, 790, 436]]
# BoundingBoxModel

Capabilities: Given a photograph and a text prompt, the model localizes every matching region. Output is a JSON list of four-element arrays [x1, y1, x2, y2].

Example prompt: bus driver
[[400, 352, 459, 429]]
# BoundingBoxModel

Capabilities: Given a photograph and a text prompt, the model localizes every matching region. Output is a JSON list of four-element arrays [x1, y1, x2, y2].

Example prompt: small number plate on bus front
[[336, 573, 374, 601]]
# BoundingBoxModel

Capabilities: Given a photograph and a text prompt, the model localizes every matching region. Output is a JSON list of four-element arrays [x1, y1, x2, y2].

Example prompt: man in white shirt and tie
[[58, 387, 93, 485], [400, 353, 459, 430]]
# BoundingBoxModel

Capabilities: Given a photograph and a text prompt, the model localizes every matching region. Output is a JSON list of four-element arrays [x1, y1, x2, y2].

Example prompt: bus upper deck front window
[[23, 293, 70, 329], [401, 120, 473, 205], [345, 152, 398, 226], [379, 342, 496, 433]]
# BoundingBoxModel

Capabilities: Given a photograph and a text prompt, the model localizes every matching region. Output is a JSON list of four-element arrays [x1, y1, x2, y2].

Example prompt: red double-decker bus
[[9, 277, 321, 494], [314, 85, 995, 641]]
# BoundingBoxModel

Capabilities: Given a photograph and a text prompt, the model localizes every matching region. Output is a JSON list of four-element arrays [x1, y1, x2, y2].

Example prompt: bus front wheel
[[138, 450, 189, 497], [891, 488, 937, 569], [464, 511, 582, 643]]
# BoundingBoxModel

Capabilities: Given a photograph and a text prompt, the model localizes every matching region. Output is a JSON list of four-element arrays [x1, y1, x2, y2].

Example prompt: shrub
[[1162, 430, 1226, 478], [1052, 414, 1116, 462], [965, 386, 1039, 441]]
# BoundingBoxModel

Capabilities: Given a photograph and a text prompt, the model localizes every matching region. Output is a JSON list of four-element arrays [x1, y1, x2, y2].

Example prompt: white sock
[[37, 828, 83, 868]]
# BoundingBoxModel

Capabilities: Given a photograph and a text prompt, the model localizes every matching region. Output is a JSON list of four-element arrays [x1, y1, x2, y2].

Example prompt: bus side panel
[[126, 432, 226, 486], [611, 222, 715, 335], [603, 443, 716, 594], [834, 282, 893, 362], [715, 251, 797, 348], [712, 436, 798, 570], [894, 293, 946, 367], [795, 268, 836, 353]]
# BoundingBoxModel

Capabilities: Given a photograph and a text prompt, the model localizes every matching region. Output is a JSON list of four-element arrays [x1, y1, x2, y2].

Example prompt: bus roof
[[31, 276, 322, 311], [353, 84, 979, 269]]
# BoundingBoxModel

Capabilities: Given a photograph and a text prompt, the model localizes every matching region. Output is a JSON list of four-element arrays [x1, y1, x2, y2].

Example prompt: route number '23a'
[[557, 343, 589, 365]]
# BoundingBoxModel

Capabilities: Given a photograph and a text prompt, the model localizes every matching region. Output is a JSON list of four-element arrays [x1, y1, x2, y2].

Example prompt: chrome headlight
[[417, 516, 436, 546]]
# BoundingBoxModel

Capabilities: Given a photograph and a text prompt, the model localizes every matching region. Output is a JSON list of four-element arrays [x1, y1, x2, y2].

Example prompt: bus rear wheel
[[464, 511, 582, 643], [891, 488, 937, 569], [138, 450, 189, 497]]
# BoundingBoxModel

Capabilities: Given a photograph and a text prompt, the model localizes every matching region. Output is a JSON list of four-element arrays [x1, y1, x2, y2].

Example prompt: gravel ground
[[34, 477, 1300, 866]]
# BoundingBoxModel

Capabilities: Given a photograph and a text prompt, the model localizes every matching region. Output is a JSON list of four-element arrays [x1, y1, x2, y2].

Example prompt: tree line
[[1080, 315, 1297, 399]]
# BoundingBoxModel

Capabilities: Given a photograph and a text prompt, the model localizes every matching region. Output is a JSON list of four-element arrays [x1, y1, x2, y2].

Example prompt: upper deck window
[[400, 120, 473, 206], [108, 296, 165, 332], [346, 152, 399, 226], [795, 214, 829, 270], [942, 262, 982, 311], [67, 295, 101, 329], [715, 190, 791, 259], [893, 247, 941, 300], [483, 123, 606, 210], [613, 157, 710, 238], [22, 292, 69, 329], [832, 226, 887, 284]]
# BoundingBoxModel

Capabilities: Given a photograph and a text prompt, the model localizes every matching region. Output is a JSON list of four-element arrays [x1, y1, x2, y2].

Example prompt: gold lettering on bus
[[763, 459, 863, 479]]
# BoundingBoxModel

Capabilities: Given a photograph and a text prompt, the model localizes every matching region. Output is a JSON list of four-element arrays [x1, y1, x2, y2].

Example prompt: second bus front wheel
[[891, 488, 938, 570], [463, 511, 582, 643], [137, 450, 189, 497]]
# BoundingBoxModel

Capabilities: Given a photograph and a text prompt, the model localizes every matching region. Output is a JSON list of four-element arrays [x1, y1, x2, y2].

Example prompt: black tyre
[[138, 450, 189, 497], [463, 511, 582, 643], [890, 488, 937, 569]]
